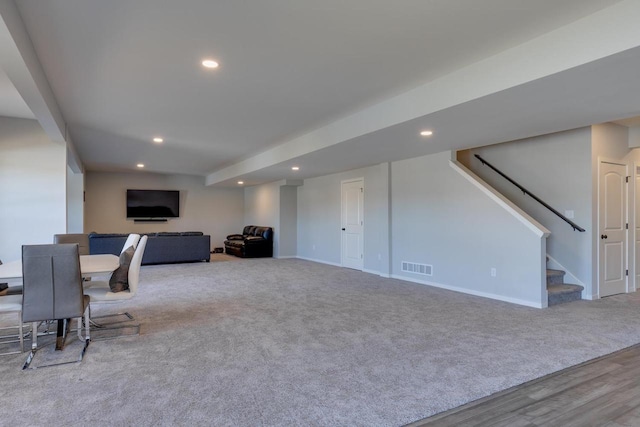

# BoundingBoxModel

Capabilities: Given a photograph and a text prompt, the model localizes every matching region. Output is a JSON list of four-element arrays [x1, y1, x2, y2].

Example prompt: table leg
[[55, 318, 70, 351]]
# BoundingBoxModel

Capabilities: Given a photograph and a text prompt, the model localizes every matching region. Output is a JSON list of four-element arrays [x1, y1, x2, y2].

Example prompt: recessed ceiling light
[[237, 181, 244, 185], [291, 166, 300, 171], [420, 130, 433, 136], [202, 59, 219, 69], [153, 137, 163, 143], [136, 163, 144, 168]]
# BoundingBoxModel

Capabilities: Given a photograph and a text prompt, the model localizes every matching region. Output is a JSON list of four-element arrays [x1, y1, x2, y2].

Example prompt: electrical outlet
[[378, 253, 381, 260], [312, 244, 316, 251], [491, 268, 497, 277]]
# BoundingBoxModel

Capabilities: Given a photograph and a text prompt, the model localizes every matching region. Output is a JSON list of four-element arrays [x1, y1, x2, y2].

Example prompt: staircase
[[547, 269, 583, 306]]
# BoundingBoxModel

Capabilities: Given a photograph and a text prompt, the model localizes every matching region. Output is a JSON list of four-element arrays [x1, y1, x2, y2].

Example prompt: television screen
[[126, 189, 180, 218]]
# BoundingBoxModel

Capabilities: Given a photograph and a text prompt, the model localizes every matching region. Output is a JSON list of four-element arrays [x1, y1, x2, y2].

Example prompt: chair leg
[[77, 308, 91, 362], [0, 314, 26, 356], [22, 322, 38, 370], [89, 310, 140, 340], [31, 322, 37, 350], [24, 316, 90, 370], [18, 312, 23, 353], [77, 308, 91, 342], [85, 307, 91, 342]]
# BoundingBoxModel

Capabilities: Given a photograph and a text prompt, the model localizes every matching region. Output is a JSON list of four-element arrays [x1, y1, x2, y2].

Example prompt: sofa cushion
[[109, 245, 135, 292], [253, 227, 272, 239], [89, 232, 128, 238], [226, 234, 244, 240], [242, 225, 255, 235], [225, 240, 245, 248]]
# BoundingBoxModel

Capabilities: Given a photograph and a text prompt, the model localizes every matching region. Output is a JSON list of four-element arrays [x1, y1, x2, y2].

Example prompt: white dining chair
[[84, 235, 147, 336], [121, 233, 141, 254], [83, 233, 140, 288]]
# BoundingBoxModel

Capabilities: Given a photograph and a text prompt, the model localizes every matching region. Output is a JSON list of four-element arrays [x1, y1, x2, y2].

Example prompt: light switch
[[564, 210, 574, 219]]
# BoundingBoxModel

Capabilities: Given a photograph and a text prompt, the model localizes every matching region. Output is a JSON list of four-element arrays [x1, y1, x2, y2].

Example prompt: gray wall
[[295, 152, 546, 306], [243, 180, 300, 258], [0, 117, 67, 261], [296, 164, 390, 274], [85, 171, 244, 250], [459, 128, 595, 294], [460, 124, 637, 299], [279, 186, 298, 257], [391, 151, 546, 306], [66, 166, 84, 233], [244, 181, 281, 256]]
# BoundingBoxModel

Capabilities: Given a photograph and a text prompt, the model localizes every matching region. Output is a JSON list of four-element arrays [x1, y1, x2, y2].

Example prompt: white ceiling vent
[[401, 261, 432, 276]]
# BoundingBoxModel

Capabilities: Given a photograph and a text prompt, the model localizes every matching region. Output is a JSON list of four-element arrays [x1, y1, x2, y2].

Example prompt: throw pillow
[[109, 245, 135, 292]]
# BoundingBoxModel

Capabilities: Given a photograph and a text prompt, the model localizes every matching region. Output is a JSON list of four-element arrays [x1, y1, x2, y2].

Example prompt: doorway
[[598, 160, 628, 297], [341, 178, 364, 270]]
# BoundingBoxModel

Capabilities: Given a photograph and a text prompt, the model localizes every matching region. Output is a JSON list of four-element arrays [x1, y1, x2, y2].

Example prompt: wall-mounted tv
[[126, 189, 180, 218]]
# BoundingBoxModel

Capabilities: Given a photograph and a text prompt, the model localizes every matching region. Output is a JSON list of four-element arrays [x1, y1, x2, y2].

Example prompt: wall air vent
[[401, 261, 432, 276]]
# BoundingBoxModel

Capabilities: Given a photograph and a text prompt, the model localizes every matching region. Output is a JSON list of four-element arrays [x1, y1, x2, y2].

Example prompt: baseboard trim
[[296, 256, 342, 267], [390, 274, 544, 309], [275, 256, 297, 259], [363, 268, 390, 278]]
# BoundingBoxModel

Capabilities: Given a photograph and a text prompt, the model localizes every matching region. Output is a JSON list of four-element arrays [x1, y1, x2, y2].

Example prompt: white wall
[[85, 171, 244, 250], [459, 128, 594, 295], [279, 186, 297, 257], [0, 117, 67, 261], [244, 181, 281, 256], [628, 126, 640, 148], [391, 152, 546, 307], [66, 166, 84, 232], [296, 163, 390, 274], [243, 180, 300, 258]]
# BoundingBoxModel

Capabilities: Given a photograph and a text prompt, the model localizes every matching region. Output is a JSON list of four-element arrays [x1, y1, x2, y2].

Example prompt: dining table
[[0, 253, 120, 350], [0, 253, 119, 281]]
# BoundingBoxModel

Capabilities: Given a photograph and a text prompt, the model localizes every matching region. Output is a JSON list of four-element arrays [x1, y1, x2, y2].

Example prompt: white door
[[599, 161, 627, 297], [341, 179, 364, 270]]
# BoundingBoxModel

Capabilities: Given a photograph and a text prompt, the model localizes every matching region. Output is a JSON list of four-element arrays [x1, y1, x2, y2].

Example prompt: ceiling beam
[[0, 0, 82, 173], [206, 0, 640, 186]]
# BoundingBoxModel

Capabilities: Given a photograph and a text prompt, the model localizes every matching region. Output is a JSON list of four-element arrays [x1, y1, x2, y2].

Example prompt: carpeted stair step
[[548, 283, 584, 306], [547, 269, 583, 306], [546, 269, 565, 286]]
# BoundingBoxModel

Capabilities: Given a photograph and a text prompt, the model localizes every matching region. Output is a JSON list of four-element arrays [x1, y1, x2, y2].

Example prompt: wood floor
[[408, 343, 640, 427]]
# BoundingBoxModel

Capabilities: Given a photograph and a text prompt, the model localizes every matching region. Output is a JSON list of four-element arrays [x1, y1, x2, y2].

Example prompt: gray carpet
[[1, 256, 640, 426]]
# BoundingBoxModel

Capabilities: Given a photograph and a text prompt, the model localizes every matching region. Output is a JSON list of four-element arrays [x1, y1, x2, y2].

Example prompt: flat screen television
[[126, 189, 180, 218]]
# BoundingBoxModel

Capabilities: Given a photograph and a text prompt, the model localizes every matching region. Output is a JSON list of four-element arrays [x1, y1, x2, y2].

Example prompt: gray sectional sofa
[[88, 232, 210, 265]]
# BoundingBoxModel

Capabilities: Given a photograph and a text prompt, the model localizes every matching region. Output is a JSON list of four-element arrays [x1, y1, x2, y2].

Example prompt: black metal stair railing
[[474, 154, 585, 232]]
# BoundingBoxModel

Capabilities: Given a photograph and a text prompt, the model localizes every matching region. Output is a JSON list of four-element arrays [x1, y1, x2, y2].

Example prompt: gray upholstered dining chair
[[84, 235, 147, 336], [53, 233, 90, 255], [21, 243, 90, 369]]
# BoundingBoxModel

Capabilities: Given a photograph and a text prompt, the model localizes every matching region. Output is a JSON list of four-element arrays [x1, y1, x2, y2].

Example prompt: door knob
[[341, 228, 346, 231], [601, 234, 608, 239]]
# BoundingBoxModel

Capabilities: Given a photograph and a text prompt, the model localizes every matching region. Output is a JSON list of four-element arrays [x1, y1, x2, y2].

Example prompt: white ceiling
[[2, 0, 640, 185]]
